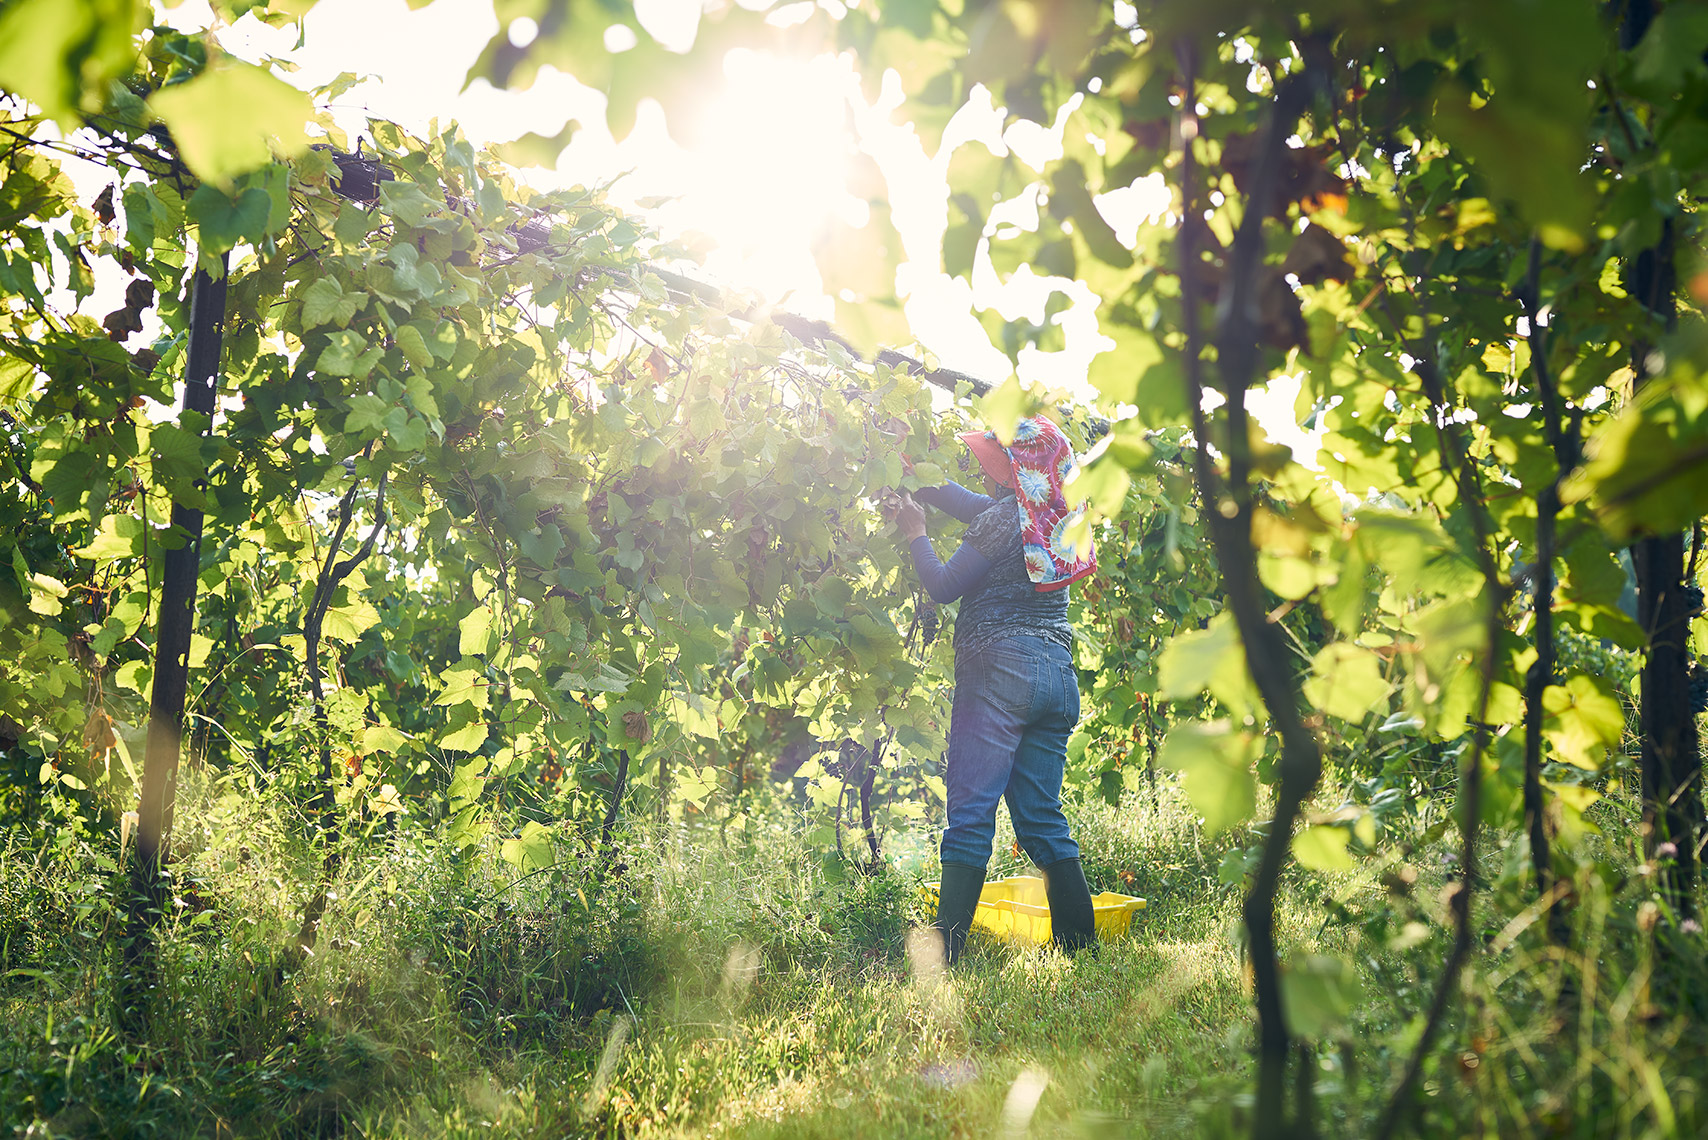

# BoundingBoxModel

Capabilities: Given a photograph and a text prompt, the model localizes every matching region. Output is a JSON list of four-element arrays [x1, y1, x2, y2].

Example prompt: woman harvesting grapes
[[891, 416, 1098, 963]]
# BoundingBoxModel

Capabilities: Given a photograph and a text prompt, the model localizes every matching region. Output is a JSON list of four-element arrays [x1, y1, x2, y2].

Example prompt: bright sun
[[645, 49, 864, 307], [186, 0, 870, 308]]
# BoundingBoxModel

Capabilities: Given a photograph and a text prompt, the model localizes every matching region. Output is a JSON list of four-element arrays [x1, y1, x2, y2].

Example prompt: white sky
[[121, 0, 1314, 457]]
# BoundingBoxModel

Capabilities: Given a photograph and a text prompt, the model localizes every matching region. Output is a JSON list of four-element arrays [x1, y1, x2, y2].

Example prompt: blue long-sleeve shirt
[[908, 482, 996, 603], [916, 481, 997, 524], [905, 481, 1074, 653]]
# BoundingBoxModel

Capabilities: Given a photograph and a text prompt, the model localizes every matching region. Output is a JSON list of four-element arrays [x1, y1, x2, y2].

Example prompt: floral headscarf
[[958, 416, 1097, 593]]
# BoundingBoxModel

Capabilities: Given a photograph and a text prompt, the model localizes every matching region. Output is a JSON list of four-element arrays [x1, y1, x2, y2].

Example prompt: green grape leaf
[[1292, 825, 1354, 873], [440, 718, 491, 754], [436, 663, 491, 711], [1049, 158, 1133, 269], [448, 757, 487, 807], [668, 690, 721, 740], [395, 323, 433, 371], [1301, 643, 1390, 722], [977, 376, 1036, 444], [377, 181, 439, 228], [149, 60, 312, 184], [1157, 720, 1257, 835], [444, 805, 489, 850], [360, 725, 410, 755], [1064, 447, 1131, 517], [459, 605, 494, 657], [89, 616, 126, 661], [121, 183, 156, 252], [0, 0, 145, 127], [0, 354, 32, 405], [72, 512, 142, 562], [1563, 375, 1708, 540], [301, 277, 365, 329], [344, 393, 389, 436], [26, 571, 68, 616], [494, 120, 580, 168], [322, 594, 381, 642], [1280, 954, 1362, 1040], [1632, 2, 1708, 90], [500, 820, 556, 871], [114, 660, 150, 695], [186, 184, 272, 255], [317, 330, 371, 378], [1541, 674, 1625, 769], [553, 659, 633, 696], [1158, 613, 1256, 714], [1089, 325, 1161, 408]]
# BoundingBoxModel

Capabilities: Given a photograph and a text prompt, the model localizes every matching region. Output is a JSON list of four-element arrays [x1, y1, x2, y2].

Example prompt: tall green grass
[[0, 771, 1700, 1138]]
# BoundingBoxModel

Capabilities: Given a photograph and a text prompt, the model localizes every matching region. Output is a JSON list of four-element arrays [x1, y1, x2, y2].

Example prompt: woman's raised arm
[[913, 481, 997, 523]]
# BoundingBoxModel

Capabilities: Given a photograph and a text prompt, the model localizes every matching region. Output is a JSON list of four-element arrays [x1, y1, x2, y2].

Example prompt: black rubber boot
[[934, 862, 987, 966], [1044, 857, 1098, 956]]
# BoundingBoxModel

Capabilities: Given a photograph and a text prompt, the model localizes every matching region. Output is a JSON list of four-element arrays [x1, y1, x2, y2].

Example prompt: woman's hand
[[893, 493, 927, 541]]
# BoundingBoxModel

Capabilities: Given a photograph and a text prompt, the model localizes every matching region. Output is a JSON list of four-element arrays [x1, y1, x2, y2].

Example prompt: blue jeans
[[940, 635, 1081, 871]]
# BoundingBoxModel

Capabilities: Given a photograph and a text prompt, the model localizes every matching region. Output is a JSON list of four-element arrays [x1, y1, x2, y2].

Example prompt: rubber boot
[[933, 862, 987, 966], [1043, 857, 1098, 956]]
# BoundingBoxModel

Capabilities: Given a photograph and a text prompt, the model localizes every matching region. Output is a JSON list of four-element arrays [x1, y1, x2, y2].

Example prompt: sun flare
[[650, 49, 864, 305]]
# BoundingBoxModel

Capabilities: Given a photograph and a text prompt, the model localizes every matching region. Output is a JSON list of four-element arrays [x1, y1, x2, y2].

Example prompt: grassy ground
[[1, 774, 1702, 1138]]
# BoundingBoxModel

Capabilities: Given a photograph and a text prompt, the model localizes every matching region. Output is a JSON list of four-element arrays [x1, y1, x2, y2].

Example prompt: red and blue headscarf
[[958, 416, 1097, 593]]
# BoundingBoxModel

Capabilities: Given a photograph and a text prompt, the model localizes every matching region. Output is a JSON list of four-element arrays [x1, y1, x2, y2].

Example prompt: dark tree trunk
[[858, 768, 879, 864], [1139, 692, 1160, 810], [1520, 489, 1563, 917], [1518, 235, 1578, 946], [1635, 532, 1701, 920], [1628, 208, 1699, 922], [1613, 0, 1702, 916], [860, 732, 891, 868], [121, 261, 228, 1034], [601, 747, 630, 856], [1175, 46, 1323, 1139]]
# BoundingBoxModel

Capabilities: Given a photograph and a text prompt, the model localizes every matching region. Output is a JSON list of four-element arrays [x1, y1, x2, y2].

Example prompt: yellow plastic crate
[[921, 874, 1146, 945]]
